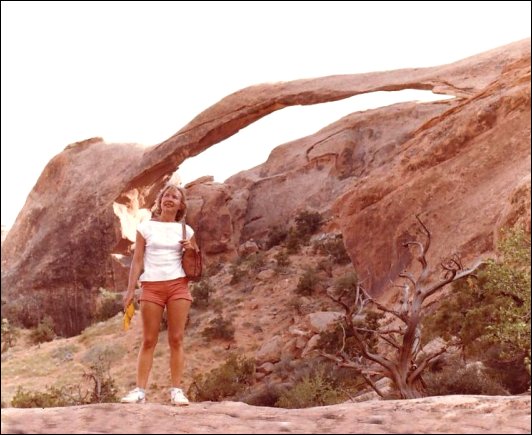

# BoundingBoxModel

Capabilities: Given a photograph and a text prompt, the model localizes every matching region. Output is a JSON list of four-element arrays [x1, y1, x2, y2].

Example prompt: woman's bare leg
[[166, 299, 191, 387], [136, 301, 164, 388]]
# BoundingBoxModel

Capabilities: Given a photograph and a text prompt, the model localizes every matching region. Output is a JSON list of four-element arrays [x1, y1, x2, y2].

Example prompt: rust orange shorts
[[139, 277, 192, 307]]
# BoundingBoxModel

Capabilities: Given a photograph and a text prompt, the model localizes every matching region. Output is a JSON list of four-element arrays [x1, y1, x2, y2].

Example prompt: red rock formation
[[1, 39, 529, 336]]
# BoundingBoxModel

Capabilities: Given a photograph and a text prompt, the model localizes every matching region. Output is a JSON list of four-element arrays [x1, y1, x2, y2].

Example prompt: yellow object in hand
[[123, 302, 135, 331]]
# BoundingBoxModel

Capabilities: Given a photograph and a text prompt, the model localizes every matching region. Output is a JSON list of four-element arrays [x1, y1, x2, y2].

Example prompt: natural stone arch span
[[1, 39, 529, 336]]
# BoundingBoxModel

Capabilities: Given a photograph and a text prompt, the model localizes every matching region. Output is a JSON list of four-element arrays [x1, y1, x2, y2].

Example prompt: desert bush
[[229, 264, 247, 285], [2, 293, 42, 329], [313, 236, 351, 264], [1, 318, 18, 352], [84, 356, 119, 404], [285, 227, 302, 254], [274, 250, 290, 269], [94, 288, 122, 322], [191, 279, 213, 309], [204, 262, 224, 277], [49, 344, 79, 362], [11, 385, 74, 408], [295, 210, 322, 240], [81, 343, 125, 367], [10, 357, 118, 407], [30, 316, 55, 344], [295, 268, 321, 296], [424, 362, 508, 396], [266, 225, 288, 249], [482, 345, 531, 394], [201, 315, 235, 340], [288, 296, 305, 314], [188, 354, 255, 401], [317, 258, 333, 277], [245, 252, 266, 270], [275, 368, 343, 408]]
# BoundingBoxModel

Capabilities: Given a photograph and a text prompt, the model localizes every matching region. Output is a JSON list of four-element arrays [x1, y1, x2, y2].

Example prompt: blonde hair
[[152, 183, 187, 222]]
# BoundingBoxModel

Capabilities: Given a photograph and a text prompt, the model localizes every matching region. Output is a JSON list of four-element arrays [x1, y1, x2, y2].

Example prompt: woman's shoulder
[[137, 219, 157, 230]]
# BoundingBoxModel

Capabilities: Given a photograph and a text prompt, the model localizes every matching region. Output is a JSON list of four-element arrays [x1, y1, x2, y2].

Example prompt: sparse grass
[[49, 344, 80, 362], [2, 350, 60, 378], [81, 343, 126, 366], [78, 315, 122, 345]]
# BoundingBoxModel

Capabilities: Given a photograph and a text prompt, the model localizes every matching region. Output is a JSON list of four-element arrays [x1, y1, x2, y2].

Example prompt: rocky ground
[[1, 394, 530, 434]]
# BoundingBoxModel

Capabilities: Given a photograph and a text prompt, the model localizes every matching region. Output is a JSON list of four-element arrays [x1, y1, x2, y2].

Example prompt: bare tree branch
[[361, 374, 386, 398], [408, 346, 447, 383], [399, 271, 417, 291], [368, 299, 407, 323], [424, 259, 484, 300]]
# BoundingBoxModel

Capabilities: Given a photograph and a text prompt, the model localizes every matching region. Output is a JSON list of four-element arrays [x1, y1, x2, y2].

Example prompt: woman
[[121, 182, 198, 406]]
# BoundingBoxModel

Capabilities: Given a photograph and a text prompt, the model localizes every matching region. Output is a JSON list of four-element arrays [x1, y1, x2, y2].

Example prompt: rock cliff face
[[1, 39, 530, 336]]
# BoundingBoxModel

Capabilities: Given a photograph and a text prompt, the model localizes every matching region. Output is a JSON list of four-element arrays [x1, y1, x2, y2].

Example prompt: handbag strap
[[181, 217, 199, 252], [181, 219, 187, 241]]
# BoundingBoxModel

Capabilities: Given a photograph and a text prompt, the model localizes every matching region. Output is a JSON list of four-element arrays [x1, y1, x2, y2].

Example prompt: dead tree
[[322, 216, 483, 399]]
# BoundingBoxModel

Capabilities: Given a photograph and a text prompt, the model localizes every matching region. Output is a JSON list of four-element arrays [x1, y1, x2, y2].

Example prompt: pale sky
[[1, 1, 530, 226]]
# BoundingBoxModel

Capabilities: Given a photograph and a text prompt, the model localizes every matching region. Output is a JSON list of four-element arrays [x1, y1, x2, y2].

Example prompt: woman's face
[[160, 187, 182, 213]]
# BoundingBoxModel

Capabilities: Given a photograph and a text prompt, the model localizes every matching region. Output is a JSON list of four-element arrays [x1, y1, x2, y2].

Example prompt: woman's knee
[[141, 335, 159, 349], [168, 332, 184, 349]]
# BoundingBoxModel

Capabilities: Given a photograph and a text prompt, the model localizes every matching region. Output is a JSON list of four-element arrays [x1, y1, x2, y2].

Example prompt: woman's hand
[[123, 289, 135, 311], [180, 239, 194, 251]]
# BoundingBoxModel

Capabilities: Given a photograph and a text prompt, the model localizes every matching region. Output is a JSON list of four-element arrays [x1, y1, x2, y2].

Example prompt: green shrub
[[11, 385, 73, 408], [188, 354, 255, 401], [423, 227, 531, 391]]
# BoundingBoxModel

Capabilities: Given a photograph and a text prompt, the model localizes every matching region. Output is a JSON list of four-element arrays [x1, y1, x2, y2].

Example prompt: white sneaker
[[170, 387, 189, 406], [120, 387, 146, 404]]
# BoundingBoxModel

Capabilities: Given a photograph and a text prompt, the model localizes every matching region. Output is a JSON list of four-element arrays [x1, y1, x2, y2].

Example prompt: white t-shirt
[[137, 220, 194, 282]]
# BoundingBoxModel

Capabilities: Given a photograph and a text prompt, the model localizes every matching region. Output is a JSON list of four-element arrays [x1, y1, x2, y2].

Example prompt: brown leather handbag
[[181, 220, 202, 281]]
